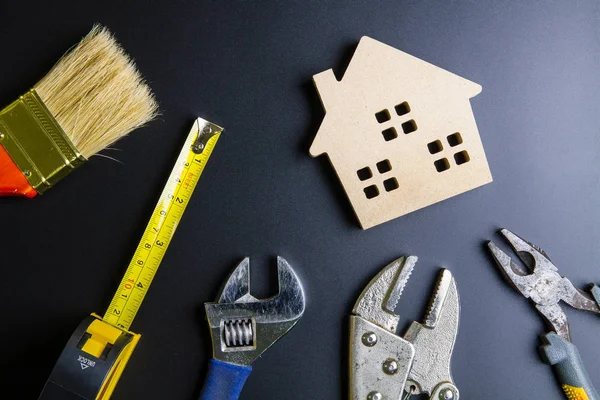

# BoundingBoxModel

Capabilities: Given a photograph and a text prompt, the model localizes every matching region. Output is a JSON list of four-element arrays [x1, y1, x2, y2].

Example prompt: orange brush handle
[[0, 145, 37, 198]]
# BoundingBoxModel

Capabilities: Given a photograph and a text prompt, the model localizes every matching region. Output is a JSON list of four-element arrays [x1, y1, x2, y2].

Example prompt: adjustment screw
[[439, 389, 455, 400], [367, 391, 382, 400], [382, 358, 399, 375], [24, 170, 31, 177], [0, 133, 4, 140], [203, 125, 211, 134], [362, 332, 377, 347]]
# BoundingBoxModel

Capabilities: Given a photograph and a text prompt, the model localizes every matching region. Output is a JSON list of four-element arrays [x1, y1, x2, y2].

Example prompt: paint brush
[[0, 25, 159, 198]]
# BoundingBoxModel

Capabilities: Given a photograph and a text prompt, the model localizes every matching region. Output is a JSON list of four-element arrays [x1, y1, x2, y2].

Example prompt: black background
[[1, 1, 599, 399]]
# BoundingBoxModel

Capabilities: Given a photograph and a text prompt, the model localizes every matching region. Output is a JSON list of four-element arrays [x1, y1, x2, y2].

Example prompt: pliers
[[198, 257, 305, 400], [349, 256, 461, 400], [488, 229, 600, 400]]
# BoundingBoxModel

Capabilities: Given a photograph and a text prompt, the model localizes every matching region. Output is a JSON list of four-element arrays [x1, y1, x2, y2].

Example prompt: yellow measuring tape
[[104, 117, 222, 330], [39, 117, 223, 400]]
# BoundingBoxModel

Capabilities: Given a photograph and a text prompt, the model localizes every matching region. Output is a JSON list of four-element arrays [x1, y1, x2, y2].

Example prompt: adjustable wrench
[[199, 257, 305, 400]]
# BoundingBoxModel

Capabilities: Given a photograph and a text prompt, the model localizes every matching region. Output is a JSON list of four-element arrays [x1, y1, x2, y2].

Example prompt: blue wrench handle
[[199, 359, 252, 400]]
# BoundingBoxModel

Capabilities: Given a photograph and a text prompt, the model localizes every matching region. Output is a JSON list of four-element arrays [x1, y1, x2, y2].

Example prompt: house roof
[[310, 36, 482, 157], [345, 36, 481, 97]]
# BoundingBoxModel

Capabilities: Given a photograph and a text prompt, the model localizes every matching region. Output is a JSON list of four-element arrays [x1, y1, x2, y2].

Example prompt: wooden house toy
[[309, 36, 492, 229]]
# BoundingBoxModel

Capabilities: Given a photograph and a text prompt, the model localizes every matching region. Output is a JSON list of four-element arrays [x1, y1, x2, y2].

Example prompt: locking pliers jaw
[[350, 257, 417, 400], [404, 269, 460, 398], [352, 255, 417, 332], [350, 256, 460, 400]]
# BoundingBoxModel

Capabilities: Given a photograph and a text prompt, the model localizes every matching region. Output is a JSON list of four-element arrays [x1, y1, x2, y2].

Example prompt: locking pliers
[[350, 256, 460, 400], [488, 229, 600, 400], [199, 257, 305, 400]]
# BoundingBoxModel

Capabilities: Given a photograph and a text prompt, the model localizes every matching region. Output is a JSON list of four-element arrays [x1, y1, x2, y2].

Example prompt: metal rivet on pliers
[[367, 391, 382, 400], [383, 358, 399, 375], [361, 332, 377, 347]]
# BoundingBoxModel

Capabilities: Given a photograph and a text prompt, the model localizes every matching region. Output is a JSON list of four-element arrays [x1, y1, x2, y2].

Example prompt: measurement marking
[[103, 126, 220, 330]]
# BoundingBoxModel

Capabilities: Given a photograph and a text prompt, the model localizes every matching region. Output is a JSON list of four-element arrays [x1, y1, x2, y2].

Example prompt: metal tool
[[39, 118, 223, 400], [199, 257, 306, 400], [349, 256, 460, 400], [488, 228, 600, 400]]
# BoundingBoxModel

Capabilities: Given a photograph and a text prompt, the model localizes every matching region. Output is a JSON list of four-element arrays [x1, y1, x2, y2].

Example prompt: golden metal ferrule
[[0, 89, 86, 194]]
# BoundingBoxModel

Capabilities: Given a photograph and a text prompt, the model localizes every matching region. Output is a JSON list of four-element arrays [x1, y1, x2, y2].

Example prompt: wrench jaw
[[273, 256, 306, 318], [217, 257, 254, 304], [205, 257, 305, 366], [403, 269, 460, 400]]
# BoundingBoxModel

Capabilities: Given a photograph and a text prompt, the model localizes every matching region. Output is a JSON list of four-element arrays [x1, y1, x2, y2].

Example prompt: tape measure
[[39, 117, 223, 400], [104, 117, 222, 330]]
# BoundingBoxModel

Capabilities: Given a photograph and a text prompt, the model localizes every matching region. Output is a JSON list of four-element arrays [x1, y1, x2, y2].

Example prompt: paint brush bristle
[[34, 25, 159, 159]]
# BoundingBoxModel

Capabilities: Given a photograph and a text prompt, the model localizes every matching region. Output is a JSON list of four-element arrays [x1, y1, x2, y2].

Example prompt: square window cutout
[[376, 159, 392, 174], [383, 178, 399, 192], [434, 158, 450, 172], [427, 140, 443, 154], [447, 132, 463, 147], [402, 120, 417, 134], [357, 167, 373, 181], [394, 102, 410, 116], [382, 127, 398, 141], [364, 185, 379, 199], [375, 109, 391, 123], [454, 150, 470, 165]]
